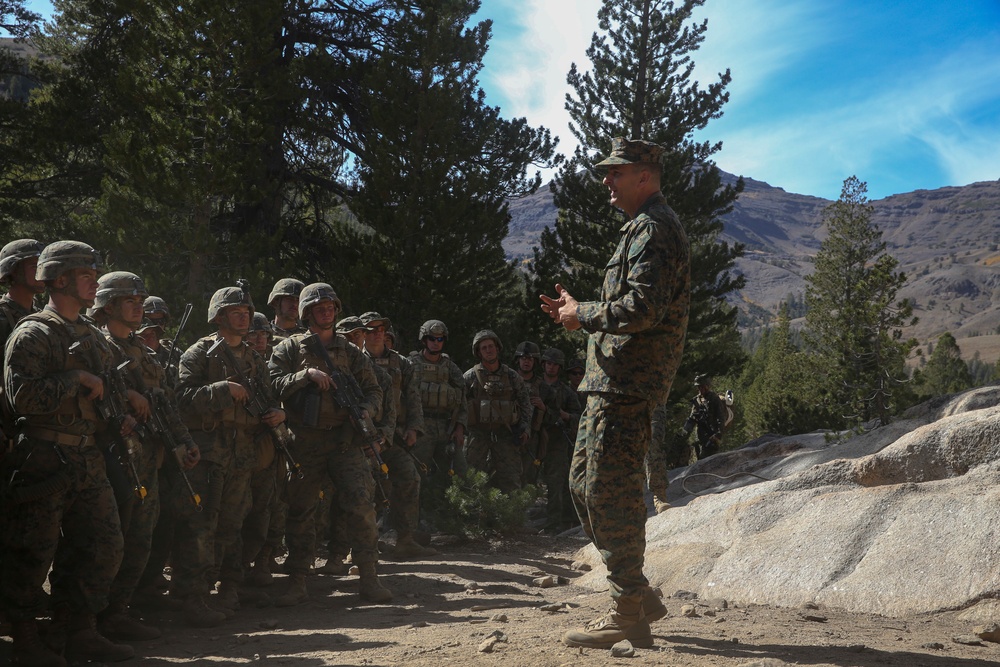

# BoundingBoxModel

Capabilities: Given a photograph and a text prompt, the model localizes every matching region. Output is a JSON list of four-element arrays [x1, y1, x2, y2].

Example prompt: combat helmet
[[694, 373, 712, 388], [268, 278, 305, 308], [0, 239, 45, 282], [541, 347, 565, 367], [208, 286, 254, 323], [360, 311, 391, 329], [297, 282, 341, 321], [567, 357, 585, 373], [336, 316, 368, 336], [250, 311, 274, 334], [94, 271, 149, 310], [418, 319, 448, 341], [472, 329, 503, 359], [143, 296, 171, 323], [514, 341, 541, 360], [35, 240, 103, 282]]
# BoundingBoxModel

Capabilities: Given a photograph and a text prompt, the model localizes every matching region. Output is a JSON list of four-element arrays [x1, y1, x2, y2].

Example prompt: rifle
[[124, 361, 203, 511], [206, 336, 303, 480], [394, 428, 429, 475], [305, 334, 389, 478], [68, 338, 147, 503], [164, 303, 193, 377]]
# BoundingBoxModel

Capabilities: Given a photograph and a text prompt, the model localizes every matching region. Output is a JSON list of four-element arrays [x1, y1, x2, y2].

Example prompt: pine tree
[[915, 332, 972, 398], [529, 0, 746, 396], [804, 176, 916, 427]]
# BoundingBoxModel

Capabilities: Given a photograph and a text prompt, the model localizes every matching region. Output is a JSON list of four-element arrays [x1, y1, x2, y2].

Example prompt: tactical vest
[[411, 353, 461, 413], [115, 334, 167, 393], [186, 337, 260, 432], [283, 334, 351, 430], [469, 365, 517, 428], [525, 375, 546, 432], [370, 349, 403, 418], [14, 309, 112, 435]]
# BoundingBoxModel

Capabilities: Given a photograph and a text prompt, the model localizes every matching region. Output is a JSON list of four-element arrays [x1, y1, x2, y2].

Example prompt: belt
[[22, 426, 92, 447]]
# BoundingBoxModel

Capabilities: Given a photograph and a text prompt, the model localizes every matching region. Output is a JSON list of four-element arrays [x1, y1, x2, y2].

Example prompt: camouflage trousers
[[645, 402, 670, 498], [543, 424, 576, 529], [284, 429, 378, 574], [108, 440, 161, 611], [466, 426, 522, 494], [170, 438, 254, 597], [241, 457, 281, 565], [412, 417, 465, 497], [381, 439, 422, 538], [569, 393, 652, 601], [0, 438, 124, 621]]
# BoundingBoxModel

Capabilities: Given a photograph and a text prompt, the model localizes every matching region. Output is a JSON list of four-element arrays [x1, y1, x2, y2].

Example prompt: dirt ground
[[6, 533, 999, 667]]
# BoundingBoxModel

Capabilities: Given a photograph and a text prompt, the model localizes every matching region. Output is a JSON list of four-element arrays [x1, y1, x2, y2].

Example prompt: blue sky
[[474, 0, 1000, 201], [16, 0, 1000, 201]]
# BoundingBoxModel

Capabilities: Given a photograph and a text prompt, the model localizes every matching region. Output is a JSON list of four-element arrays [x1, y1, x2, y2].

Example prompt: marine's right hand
[[306, 367, 332, 391], [77, 370, 104, 401], [228, 381, 248, 404]]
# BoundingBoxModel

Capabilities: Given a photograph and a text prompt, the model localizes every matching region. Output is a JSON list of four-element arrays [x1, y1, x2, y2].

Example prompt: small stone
[[236, 634, 251, 644], [921, 642, 944, 650], [610, 639, 635, 657], [798, 613, 828, 623], [674, 590, 698, 600], [540, 603, 563, 612], [975, 623, 1000, 643], [258, 619, 279, 630], [802, 601, 819, 610], [714, 617, 726, 624], [464, 582, 479, 591], [681, 604, 697, 617], [706, 598, 728, 610], [953, 635, 984, 646], [570, 561, 592, 572], [348, 565, 359, 576], [252, 654, 260, 661], [477, 630, 507, 653], [490, 613, 508, 623], [532, 576, 557, 588], [411, 621, 428, 628]]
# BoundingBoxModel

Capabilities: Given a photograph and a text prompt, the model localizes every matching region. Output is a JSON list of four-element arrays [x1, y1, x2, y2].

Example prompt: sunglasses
[[427, 336, 446, 342]]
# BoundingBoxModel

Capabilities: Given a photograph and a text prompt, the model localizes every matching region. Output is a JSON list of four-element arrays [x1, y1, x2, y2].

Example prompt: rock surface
[[574, 387, 1000, 617]]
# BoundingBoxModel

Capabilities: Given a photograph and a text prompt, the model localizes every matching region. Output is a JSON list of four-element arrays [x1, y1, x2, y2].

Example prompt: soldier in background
[[269, 284, 389, 606], [361, 311, 435, 559], [174, 287, 285, 625], [268, 278, 305, 344], [464, 330, 531, 494], [0, 238, 45, 355], [513, 341, 552, 486], [542, 137, 690, 649], [539, 348, 582, 533], [247, 312, 274, 359], [684, 374, 727, 459], [92, 271, 201, 641], [139, 296, 175, 374], [2, 241, 134, 664], [409, 320, 467, 510], [566, 357, 585, 393]]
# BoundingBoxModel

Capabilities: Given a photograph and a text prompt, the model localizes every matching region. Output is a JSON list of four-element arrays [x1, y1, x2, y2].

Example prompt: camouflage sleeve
[[452, 361, 468, 428], [176, 339, 235, 417], [349, 347, 383, 419], [511, 369, 531, 434], [577, 220, 685, 334], [374, 365, 397, 440], [399, 355, 424, 435], [4, 321, 80, 415], [539, 381, 561, 426], [249, 348, 281, 410], [268, 337, 311, 400]]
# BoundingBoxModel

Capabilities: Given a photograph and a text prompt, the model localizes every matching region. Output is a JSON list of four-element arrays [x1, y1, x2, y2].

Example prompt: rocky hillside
[[507, 175, 1000, 362]]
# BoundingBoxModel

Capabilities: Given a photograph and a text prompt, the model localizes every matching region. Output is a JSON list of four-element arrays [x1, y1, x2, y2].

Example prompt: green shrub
[[438, 468, 538, 539]]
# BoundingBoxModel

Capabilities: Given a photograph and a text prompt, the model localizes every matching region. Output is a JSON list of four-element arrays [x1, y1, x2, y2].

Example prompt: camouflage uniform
[[464, 331, 532, 494], [175, 327, 278, 602], [268, 325, 383, 580], [1, 307, 124, 625], [539, 350, 582, 531], [685, 378, 728, 458], [362, 312, 427, 550], [409, 335, 467, 498], [569, 140, 691, 610]]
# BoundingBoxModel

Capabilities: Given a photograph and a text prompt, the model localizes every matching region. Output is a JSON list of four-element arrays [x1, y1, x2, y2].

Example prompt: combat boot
[[182, 593, 227, 629], [274, 574, 309, 608], [562, 596, 653, 649], [317, 555, 351, 576], [64, 613, 135, 663], [11, 620, 67, 667], [358, 563, 393, 603], [98, 604, 162, 641], [390, 535, 438, 559], [652, 495, 671, 514], [214, 581, 241, 614], [643, 587, 668, 623], [248, 546, 274, 587]]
